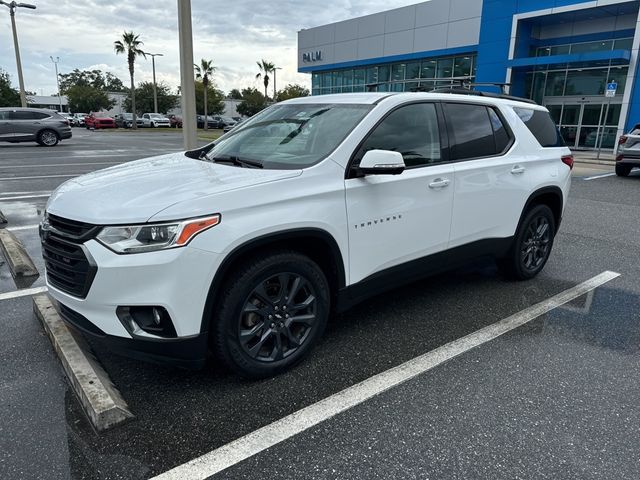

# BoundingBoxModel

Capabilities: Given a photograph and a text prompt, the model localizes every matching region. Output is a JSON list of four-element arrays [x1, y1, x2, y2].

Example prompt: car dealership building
[[297, 0, 640, 149]]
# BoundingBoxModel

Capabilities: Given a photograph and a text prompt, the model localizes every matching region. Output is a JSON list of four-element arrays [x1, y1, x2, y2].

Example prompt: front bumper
[[56, 301, 209, 369], [45, 239, 223, 367]]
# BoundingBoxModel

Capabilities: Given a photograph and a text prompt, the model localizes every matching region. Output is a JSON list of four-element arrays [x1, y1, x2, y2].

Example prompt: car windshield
[[150, 114, 165, 119], [203, 103, 372, 169]]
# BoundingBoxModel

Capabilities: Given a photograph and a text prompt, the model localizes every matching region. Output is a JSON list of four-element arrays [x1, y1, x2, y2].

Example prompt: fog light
[[116, 306, 177, 339]]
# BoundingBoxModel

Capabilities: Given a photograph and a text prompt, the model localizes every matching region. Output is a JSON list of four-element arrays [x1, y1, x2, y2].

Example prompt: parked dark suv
[[0, 107, 72, 146]]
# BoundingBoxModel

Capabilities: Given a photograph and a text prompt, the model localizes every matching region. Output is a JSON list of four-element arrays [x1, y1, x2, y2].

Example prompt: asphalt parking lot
[[1, 130, 639, 480]]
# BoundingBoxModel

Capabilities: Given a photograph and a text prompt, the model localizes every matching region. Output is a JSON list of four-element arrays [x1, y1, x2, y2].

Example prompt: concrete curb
[[0, 229, 39, 278], [33, 295, 134, 431], [0, 210, 6, 224]]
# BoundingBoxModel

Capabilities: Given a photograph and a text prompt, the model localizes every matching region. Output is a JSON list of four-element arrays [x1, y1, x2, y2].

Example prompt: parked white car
[[71, 113, 88, 127], [141, 113, 171, 128], [41, 92, 572, 378]]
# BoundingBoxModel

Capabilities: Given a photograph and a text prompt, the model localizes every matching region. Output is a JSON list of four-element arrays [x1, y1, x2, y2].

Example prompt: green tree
[[237, 87, 267, 117], [59, 69, 125, 94], [229, 88, 243, 100], [255, 59, 275, 100], [276, 84, 310, 102], [66, 85, 115, 113], [123, 82, 179, 114], [0, 69, 21, 107], [195, 81, 225, 116], [194, 59, 216, 130], [114, 31, 146, 129]]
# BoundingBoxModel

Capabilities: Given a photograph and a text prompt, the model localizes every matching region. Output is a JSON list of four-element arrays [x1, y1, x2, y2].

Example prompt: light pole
[[177, 0, 197, 149], [273, 66, 282, 102], [1, 1, 36, 108], [50, 56, 62, 112], [146, 52, 163, 113]]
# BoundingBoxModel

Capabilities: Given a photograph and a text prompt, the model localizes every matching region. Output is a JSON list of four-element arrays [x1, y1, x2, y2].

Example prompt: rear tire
[[37, 129, 59, 147], [498, 204, 555, 280], [212, 251, 330, 379], [616, 164, 632, 177]]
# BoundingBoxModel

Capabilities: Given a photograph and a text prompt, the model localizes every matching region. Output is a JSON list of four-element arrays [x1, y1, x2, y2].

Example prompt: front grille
[[48, 214, 100, 240], [41, 215, 99, 298]]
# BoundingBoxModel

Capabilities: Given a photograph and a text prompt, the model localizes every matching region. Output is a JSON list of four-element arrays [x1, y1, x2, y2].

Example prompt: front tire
[[498, 205, 555, 280], [212, 251, 330, 379], [37, 129, 59, 147], [616, 164, 632, 177]]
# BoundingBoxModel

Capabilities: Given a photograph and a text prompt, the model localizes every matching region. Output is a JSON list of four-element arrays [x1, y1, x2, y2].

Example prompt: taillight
[[616, 154, 624, 162], [619, 135, 628, 145], [561, 155, 574, 170]]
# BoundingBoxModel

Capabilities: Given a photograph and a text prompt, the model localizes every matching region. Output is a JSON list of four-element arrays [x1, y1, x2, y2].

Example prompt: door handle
[[428, 178, 451, 189], [511, 165, 526, 175]]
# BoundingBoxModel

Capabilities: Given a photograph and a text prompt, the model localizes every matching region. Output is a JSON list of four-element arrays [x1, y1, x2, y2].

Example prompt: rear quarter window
[[513, 107, 565, 148]]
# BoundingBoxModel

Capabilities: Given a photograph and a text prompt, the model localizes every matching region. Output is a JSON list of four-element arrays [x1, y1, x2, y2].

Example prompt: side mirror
[[359, 150, 406, 175]]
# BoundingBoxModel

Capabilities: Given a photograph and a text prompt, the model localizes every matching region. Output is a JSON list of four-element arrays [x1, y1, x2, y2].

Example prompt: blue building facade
[[297, 0, 640, 149]]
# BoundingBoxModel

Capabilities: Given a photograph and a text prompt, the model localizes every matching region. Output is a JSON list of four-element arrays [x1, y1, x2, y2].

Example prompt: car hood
[[46, 152, 302, 224]]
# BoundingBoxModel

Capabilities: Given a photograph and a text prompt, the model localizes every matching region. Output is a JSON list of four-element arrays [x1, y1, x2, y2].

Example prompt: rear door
[[444, 102, 530, 247], [345, 102, 455, 284], [9, 110, 48, 140]]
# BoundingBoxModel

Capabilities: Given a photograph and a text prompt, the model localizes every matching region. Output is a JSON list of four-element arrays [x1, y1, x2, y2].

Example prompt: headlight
[[96, 214, 220, 254]]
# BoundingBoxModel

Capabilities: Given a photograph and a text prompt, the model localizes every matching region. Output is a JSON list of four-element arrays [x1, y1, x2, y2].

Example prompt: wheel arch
[[200, 228, 346, 334], [520, 186, 564, 234]]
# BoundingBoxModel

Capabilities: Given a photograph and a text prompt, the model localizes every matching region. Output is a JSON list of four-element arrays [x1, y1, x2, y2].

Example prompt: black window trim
[[345, 100, 450, 179], [441, 101, 515, 163]]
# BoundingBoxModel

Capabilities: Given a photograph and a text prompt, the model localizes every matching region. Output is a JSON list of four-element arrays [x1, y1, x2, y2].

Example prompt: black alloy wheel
[[212, 251, 330, 378], [239, 273, 318, 362], [521, 215, 551, 272], [498, 204, 555, 280]]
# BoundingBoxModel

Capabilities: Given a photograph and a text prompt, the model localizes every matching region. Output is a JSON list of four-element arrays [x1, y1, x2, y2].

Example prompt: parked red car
[[85, 113, 116, 130]]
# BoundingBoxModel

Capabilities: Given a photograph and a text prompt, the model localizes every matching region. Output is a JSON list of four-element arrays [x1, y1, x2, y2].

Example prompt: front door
[[0, 111, 13, 140], [345, 102, 454, 285]]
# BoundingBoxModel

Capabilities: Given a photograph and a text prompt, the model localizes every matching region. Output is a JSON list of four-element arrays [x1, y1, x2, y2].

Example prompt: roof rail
[[429, 85, 538, 105]]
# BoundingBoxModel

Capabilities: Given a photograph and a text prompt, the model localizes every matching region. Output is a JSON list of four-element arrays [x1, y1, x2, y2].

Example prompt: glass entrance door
[[543, 99, 621, 150]]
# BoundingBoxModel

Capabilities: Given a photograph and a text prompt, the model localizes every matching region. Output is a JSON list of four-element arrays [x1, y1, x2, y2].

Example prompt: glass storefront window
[[545, 71, 565, 96], [562, 105, 580, 125], [333, 71, 343, 88], [378, 65, 391, 83], [406, 62, 421, 79], [342, 70, 353, 87], [614, 38, 633, 50], [531, 72, 546, 104], [608, 67, 628, 94], [547, 105, 562, 124], [392, 64, 406, 82], [570, 40, 613, 54], [582, 104, 603, 125], [421, 60, 436, 79], [437, 58, 453, 78], [366, 67, 378, 85], [606, 104, 621, 126], [454, 56, 472, 77], [354, 69, 365, 86], [565, 68, 608, 95], [312, 73, 321, 90]]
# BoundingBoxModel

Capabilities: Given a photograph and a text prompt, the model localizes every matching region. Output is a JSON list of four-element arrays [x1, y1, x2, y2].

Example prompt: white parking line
[[0, 174, 77, 181], [6, 224, 39, 231], [584, 172, 616, 181], [0, 194, 51, 201], [0, 162, 123, 169], [0, 286, 48, 302], [152, 270, 621, 480]]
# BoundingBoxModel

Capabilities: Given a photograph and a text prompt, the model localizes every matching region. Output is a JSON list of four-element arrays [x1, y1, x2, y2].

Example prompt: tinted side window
[[445, 103, 496, 160], [513, 107, 565, 147], [0, 111, 9, 120], [34, 112, 51, 120], [358, 103, 441, 168], [488, 108, 511, 153], [9, 111, 38, 120]]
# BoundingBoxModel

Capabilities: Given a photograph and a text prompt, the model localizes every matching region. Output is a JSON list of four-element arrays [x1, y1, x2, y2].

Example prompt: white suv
[[40, 92, 572, 378]]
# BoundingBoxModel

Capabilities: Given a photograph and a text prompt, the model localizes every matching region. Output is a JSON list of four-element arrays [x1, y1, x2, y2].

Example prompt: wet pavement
[[1, 132, 639, 480]]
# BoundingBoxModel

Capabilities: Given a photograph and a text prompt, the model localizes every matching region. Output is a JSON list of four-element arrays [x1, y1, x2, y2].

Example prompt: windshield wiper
[[209, 155, 263, 169]]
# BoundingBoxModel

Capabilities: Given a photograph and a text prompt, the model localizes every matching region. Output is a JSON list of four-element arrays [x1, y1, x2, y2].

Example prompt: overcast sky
[[0, 0, 419, 97]]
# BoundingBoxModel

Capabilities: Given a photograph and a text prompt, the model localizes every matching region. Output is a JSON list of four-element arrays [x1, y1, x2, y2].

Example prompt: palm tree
[[256, 59, 275, 100], [114, 31, 146, 129], [194, 59, 216, 130]]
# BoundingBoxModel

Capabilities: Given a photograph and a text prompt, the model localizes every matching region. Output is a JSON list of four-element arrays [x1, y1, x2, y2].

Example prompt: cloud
[[0, 0, 420, 96]]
